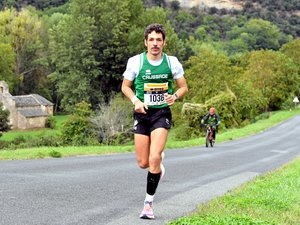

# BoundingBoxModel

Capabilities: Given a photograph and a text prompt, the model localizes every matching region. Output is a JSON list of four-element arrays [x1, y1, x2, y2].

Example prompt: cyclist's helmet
[[209, 107, 216, 114]]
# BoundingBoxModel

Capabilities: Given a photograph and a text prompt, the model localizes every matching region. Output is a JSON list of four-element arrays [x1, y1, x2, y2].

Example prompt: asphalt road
[[1, 114, 300, 225]]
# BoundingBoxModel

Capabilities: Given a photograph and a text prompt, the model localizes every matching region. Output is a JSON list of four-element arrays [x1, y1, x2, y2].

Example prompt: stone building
[[0, 81, 54, 130]]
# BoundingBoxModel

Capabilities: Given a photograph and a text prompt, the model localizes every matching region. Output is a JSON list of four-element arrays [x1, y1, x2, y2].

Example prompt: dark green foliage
[[109, 132, 133, 146], [62, 115, 97, 146], [241, 50, 300, 111], [61, 101, 98, 145], [11, 135, 26, 145], [0, 140, 10, 149], [173, 122, 197, 141], [45, 116, 56, 129], [0, 103, 11, 136], [31, 135, 62, 147], [1, 0, 68, 10], [241, 0, 300, 37]]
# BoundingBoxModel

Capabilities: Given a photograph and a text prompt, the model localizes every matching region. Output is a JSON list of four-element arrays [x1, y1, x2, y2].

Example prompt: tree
[[227, 19, 287, 51], [49, 14, 99, 112], [280, 38, 300, 68], [0, 8, 49, 97], [127, 7, 181, 56], [280, 38, 300, 97], [184, 47, 237, 103], [0, 43, 15, 87], [241, 50, 300, 110], [49, 0, 144, 111], [0, 102, 10, 137]]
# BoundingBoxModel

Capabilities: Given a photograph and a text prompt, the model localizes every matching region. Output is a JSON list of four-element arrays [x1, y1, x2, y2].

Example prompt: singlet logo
[[142, 74, 168, 80]]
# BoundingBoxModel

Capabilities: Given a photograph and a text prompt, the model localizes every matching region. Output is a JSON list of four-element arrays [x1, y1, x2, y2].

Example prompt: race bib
[[144, 83, 168, 106]]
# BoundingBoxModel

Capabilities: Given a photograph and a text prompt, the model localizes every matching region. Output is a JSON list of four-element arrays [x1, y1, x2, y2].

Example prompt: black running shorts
[[133, 107, 172, 136]]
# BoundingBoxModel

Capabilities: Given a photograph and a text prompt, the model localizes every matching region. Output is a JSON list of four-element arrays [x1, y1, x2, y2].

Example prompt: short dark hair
[[144, 23, 166, 41]]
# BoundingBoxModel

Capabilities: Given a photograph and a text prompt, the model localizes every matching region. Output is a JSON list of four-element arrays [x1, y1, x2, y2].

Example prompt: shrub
[[92, 94, 133, 145], [49, 150, 62, 158], [62, 101, 98, 145], [62, 115, 97, 145], [45, 116, 56, 129], [0, 102, 11, 136]]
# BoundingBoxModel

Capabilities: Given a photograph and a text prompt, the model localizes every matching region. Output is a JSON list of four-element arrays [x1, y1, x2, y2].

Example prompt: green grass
[[0, 115, 68, 141], [168, 157, 300, 225], [0, 145, 134, 160], [0, 108, 299, 160]]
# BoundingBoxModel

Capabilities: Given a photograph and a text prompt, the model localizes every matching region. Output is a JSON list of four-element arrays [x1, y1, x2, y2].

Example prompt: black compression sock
[[146, 171, 161, 195]]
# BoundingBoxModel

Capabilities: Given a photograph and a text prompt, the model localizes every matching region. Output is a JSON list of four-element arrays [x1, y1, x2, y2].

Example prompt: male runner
[[121, 23, 188, 219]]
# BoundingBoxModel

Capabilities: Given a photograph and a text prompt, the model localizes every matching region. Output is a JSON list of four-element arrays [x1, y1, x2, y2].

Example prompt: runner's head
[[144, 24, 166, 57], [209, 107, 215, 115], [144, 23, 166, 41]]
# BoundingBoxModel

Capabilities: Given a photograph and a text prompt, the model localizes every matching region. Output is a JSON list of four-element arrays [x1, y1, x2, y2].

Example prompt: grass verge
[[167, 157, 300, 225]]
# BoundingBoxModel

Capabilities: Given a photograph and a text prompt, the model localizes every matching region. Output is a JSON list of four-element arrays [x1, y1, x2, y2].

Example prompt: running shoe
[[160, 152, 165, 180], [161, 151, 165, 160], [160, 163, 165, 180], [139, 201, 154, 219]]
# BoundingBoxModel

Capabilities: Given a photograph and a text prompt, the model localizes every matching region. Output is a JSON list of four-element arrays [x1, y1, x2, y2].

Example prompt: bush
[[30, 135, 62, 147], [0, 102, 11, 134], [173, 121, 199, 141], [61, 102, 98, 146], [62, 115, 98, 145], [0, 140, 10, 149], [109, 131, 133, 145], [11, 135, 27, 145], [49, 150, 62, 158], [45, 116, 56, 129]]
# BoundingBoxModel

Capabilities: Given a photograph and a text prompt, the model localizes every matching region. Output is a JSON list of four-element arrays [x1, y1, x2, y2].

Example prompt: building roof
[[18, 108, 48, 118], [13, 94, 54, 107]]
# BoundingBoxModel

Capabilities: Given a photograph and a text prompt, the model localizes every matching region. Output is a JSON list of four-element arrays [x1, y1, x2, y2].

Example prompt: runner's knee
[[137, 160, 149, 169], [149, 154, 161, 167]]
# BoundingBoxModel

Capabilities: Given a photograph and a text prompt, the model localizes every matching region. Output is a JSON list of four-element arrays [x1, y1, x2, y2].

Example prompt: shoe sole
[[140, 215, 155, 219]]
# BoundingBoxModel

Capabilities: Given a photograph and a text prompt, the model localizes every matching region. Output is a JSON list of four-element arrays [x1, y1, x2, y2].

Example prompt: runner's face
[[145, 31, 165, 57]]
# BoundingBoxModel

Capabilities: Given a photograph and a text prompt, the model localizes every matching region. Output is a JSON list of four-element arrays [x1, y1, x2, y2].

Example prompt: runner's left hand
[[164, 93, 176, 106]]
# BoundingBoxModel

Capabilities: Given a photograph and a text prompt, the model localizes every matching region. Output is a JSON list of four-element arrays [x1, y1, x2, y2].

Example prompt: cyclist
[[201, 107, 221, 142]]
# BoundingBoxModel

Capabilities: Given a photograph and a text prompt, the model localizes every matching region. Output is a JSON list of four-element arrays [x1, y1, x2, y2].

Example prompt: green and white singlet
[[134, 52, 173, 108], [123, 51, 185, 108]]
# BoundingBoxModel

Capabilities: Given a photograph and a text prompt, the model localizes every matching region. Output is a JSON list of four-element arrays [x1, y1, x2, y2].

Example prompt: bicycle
[[203, 125, 215, 147]]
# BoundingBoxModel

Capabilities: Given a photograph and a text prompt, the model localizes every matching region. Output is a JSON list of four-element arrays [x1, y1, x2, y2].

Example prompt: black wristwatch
[[174, 93, 179, 100]]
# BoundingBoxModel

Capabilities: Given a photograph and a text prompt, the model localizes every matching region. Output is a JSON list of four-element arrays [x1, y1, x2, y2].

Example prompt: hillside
[[173, 0, 243, 10], [167, 0, 300, 37]]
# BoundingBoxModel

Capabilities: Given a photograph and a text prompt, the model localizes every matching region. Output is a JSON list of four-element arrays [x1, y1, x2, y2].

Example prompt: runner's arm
[[121, 78, 147, 113], [174, 76, 188, 100], [164, 76, 188, 106]]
